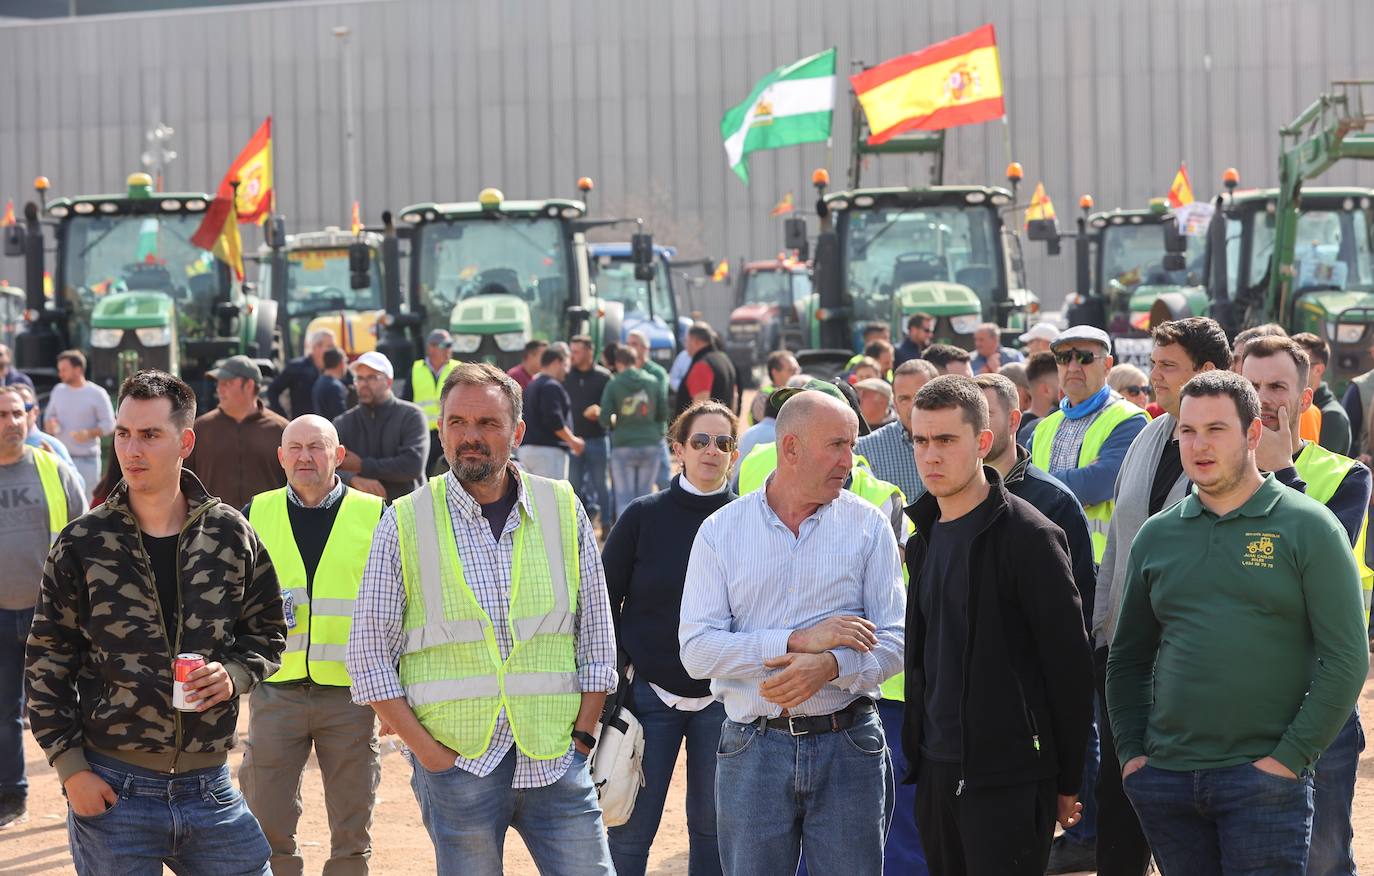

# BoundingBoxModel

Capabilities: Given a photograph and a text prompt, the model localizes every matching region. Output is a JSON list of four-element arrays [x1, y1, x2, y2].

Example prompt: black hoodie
[[902, 467, 1094, 795]]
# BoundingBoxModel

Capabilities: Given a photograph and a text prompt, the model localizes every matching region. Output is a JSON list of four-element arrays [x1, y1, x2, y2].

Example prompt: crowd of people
[[0, 304, 1370, 876]]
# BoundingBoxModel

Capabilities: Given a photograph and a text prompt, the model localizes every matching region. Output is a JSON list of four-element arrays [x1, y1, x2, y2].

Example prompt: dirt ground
[[5, 667, 1374, 874]]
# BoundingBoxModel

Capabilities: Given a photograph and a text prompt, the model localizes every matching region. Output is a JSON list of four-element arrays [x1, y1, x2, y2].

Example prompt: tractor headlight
[[135, 326, 172, 346], [1327, 322, 1366, 345], [949, 314, 980, 335], [451, 334, 482, 354], [89, 328, 123, 348], [651, 346, 673, 364], [493, 331, 528, 352]]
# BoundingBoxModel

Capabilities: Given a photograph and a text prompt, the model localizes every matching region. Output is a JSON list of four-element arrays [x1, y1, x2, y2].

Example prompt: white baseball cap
[[350, 350, 394, 379], [1018, 322, 1061, 345]]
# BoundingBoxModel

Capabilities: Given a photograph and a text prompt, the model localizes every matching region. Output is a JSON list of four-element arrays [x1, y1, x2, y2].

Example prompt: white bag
[[590, 668, 646, 827]]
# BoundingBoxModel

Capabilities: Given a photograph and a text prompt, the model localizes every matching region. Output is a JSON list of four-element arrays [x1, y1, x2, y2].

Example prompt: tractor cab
[[725, 256, 812, 382], [589, 242, 686, 369], [258, 226, 385, 359]]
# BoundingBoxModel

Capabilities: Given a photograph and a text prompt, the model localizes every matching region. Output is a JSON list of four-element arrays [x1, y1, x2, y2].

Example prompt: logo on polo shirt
[[1242, 532, 1279, 569]]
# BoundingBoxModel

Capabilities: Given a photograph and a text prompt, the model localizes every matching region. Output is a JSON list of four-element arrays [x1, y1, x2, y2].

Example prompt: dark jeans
[[607, 676, 724, 876], [1308, 708, 1364, 876], [914, 758, 1057, 876], [0, 606, 33, 798], [1093, 647, 1152, 875], [569, 435, 610, 524], [1123, 762, 1313, 875], [68, 752, 271, 876]]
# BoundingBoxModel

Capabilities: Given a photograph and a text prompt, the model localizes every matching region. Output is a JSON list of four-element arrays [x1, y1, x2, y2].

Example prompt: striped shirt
[[679, 479, 906, 723], [346, 469, 618, 788], [855, 420, 924, 502]]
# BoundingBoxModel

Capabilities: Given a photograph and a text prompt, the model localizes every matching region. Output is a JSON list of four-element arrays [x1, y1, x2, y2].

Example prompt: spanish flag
[[770, 193, 795, 216], [851, 25, 1004, 145], [712, 259, 730, 283], [211, 117, 273, 225], [351, 201, 362, 236], [1025, 182, 1056, 227], [0, 200, 13, 227], [191, 193, 244, 281], [1167, 163, 1194, 208]]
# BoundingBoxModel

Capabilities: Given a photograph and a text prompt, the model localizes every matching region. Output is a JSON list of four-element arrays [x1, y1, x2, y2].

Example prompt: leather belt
[[760, 698, 876, 737]]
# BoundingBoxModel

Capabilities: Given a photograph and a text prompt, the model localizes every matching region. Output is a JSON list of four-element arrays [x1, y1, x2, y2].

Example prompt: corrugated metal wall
[[2, 0, 1372, 316]]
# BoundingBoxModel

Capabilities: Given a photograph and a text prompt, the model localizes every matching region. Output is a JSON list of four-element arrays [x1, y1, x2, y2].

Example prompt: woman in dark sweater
[[602, 400, 740, 876]]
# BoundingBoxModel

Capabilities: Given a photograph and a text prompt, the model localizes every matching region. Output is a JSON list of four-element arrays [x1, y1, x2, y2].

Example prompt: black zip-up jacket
[[902, 467, 1094, 795]]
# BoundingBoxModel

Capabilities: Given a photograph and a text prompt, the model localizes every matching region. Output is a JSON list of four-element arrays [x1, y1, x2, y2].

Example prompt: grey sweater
[[1092, 412, 1189, 649], [0, 447, 87, 609], [332, 395, 430, 502]]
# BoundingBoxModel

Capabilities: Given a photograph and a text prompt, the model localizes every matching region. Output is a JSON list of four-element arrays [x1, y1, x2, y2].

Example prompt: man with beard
[[1109, 371, 1368, 875], [332, 352, 428, 502], [346, 362, 618, 875], [903, 376, 1092, 875], [240, 415, 386, 874]]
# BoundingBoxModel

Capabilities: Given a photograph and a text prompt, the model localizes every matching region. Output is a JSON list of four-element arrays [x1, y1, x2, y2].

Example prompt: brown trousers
[[239, 682, 381, 876]]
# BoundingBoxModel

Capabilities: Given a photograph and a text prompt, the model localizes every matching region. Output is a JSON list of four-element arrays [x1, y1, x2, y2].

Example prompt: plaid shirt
[[855, 420, 924, 502], [346, 468, 618, 788], [285, 475, 346, 509]]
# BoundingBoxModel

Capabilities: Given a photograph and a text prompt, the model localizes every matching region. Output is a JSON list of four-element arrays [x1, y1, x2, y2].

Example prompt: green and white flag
[[721, 48, 835, 184]]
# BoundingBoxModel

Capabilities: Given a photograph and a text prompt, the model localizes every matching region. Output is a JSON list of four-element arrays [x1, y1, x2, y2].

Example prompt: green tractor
[[1063, 198, 1208, 368], [808, 90, 1051, 356], [2, 172, 278, 399]]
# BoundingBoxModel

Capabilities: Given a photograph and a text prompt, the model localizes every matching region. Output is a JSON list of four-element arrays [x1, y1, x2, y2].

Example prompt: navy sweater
[[602, 475, 735, 698]]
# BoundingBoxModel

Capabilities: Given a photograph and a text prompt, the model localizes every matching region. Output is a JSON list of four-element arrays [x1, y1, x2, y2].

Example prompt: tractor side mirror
[[2, 226, 23, 258], [1026, 217, 1060, 244], [784, 217, 809, 260], [631, 233, 655, 281], [1162, 215, 1187, 272], [349, 242, 372, 290]]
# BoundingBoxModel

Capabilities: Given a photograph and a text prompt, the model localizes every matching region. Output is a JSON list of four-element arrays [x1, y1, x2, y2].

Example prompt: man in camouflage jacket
[[25, 370, 285, 874]]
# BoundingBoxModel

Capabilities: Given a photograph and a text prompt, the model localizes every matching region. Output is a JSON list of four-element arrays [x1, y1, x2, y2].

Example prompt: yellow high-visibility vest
[[412, 359, 457, 431], [1293, 442, 1374, 625], [32, 447, 67, 543]]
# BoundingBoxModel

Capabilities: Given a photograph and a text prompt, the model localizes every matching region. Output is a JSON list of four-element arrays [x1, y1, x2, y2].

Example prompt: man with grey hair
[[681, 390, 906, 875], [241, 414, 386, 875], [855, 358, 939, 501], [347, 362, 618, 874], [267, 328, 339, 418], [971, 322, 1024, 374]]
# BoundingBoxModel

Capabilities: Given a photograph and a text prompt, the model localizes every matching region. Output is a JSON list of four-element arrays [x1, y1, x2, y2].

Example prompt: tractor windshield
[[60, 213, 227, 350], [283, 248, 383, 316], [593, 258, 674, 322], [843, 205, 1000, 326], [1100, 222, 1205, 293], [416, 217, 570, 339], [1249, 207, 1374, 292], [743, 269, 809, 307]]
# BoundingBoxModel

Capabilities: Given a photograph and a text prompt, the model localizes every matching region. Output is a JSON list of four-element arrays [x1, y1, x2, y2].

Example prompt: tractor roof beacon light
[[1223, 167, 1240, 191], [478, 188, 503, 211], [812, 168, 830, 189], [33, 176, 49, 211], [1148, 197, 1167, 214], [577, 177, 594, 193], [1079, 194, 1094, 213], [127, 172, 154, 200]]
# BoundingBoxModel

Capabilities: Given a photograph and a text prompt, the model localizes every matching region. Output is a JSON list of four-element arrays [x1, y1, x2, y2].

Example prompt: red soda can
[[172, 653, 206, 711]]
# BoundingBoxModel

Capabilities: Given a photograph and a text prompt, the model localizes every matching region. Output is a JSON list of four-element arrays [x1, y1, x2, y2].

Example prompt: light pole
[[333, 25, 358, 221]]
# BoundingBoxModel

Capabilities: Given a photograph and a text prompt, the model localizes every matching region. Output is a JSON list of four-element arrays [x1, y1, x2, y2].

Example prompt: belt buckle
[[788, 715, 805, 737]]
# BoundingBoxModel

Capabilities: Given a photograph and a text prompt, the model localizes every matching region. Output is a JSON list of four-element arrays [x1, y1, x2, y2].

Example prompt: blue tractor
[[589, 243, 691, 368]]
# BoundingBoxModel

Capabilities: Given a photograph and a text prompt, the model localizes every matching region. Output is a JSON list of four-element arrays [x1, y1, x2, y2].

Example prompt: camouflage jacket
[[26, 468, 286, 782]]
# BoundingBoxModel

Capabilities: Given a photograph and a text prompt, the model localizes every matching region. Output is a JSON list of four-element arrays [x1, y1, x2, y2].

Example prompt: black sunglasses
[[687, 432, 736, 453], [1054, 349, 1104, 366], [1124, 385, 1152, 395]]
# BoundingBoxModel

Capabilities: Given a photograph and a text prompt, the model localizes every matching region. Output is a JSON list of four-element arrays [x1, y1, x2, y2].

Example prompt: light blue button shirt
[[679, 478, 906, 723]]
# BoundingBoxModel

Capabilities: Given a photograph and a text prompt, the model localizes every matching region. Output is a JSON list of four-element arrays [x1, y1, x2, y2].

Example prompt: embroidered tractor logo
[[1247, 536, 1275, 558]]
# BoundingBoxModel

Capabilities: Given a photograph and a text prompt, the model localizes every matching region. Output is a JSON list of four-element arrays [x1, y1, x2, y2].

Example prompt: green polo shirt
[[1107, 473, 1368, 776]]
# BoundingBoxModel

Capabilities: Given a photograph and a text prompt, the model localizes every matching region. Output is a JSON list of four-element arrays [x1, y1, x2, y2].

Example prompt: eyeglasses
[[1054, 349, 1103, 366], [22, 402, 34, 412], [353, 373, 389, 383], [687, 432, 736, 453], [1124, 385, 1152, 396]]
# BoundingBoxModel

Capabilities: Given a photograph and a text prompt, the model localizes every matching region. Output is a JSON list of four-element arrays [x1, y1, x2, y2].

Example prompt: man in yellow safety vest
[[1026, 326, 1149, 563], [1242, 335, 1372, 876], [0, 385, 85, 828], [406, 329, 458, 477], [346, 362, 618, 875], [240, 414, 385, 875]]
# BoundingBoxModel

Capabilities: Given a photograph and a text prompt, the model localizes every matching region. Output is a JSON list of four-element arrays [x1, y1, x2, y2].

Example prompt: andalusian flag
[[1025, 183, 1056, 228], [351, 201, 362, 236], [851, 25, 1004, 145], [1167, 163, 1194, 208], [721, 49, 836, 184]]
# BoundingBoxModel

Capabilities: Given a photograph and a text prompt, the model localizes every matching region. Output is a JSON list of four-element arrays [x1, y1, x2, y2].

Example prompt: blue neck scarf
[[1060, 385, 1112, 420]]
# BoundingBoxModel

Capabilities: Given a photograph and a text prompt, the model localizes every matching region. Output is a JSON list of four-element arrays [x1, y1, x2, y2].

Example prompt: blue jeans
[[409, 747, 613, 876], [1123, 762, 1314, 875], [0, 606, 33, 798], [877, 700, 929, 874], [569, 435, 611, 524], [1308, 709, 1364, 876], [518, 445, 570, 480], [611, 444, 662, 518], [67, 752, 271, 876], [656, 441, 673, 491], [715, 709, 894, 876], [608, 676, 725, 876], [1061, 695, 1101, 848]]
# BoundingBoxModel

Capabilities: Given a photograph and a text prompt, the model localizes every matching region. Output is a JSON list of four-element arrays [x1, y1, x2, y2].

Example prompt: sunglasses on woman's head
[[687, 433, 736, 452], [1054, 349, 1103, 366]]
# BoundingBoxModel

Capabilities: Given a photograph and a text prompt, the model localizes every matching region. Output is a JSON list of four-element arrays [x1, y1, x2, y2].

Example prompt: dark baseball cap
[[427, 329, 453, 348], [207, 355, 264, 384]]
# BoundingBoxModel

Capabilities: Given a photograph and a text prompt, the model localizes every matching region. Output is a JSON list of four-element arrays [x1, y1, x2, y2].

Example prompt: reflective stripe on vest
[[1293, 442, 1374, 625], [395, 471, 582, 760], [248, 487, 385, 686], [1030, 400, 1146, 563], [412, 359, 458, 430], [32, 448, 67, 543]]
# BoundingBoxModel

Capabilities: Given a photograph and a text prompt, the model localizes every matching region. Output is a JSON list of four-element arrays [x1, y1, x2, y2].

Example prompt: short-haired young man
[[1017, 351, 1061, 444], [1292, 332, 1352, 455], [26, 370, 286, 875], [904, 375, 1093, 875], [520, 344, 584, 480], [1109, 371, 1368, 875], [921, 343, 973, 377], [45, 348, 115, 502], [507, 339, 549, 393], [895, 313, 935, 366], [1090, 316, 1231, 875]]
